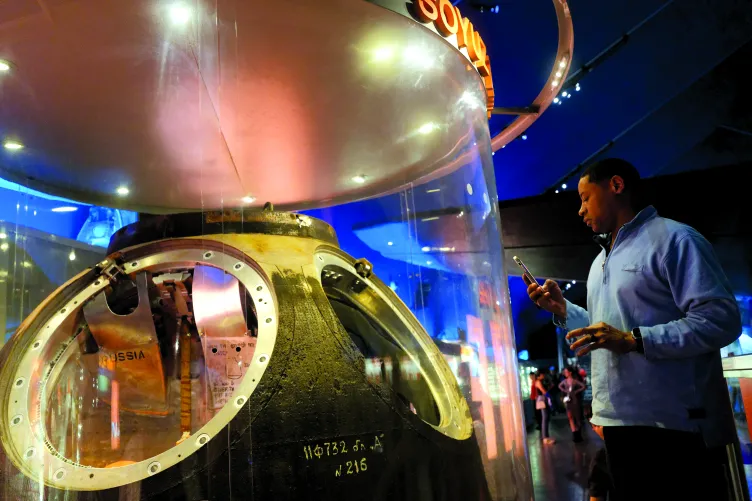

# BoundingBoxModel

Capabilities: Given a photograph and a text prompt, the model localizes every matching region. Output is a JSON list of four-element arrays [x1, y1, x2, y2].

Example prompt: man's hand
[[525, 277, 566, 318], [566, 322, 637, 356]]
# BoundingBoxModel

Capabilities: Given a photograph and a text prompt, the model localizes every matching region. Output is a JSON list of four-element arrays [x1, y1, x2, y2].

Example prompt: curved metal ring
[[490, 0, 575, 150]]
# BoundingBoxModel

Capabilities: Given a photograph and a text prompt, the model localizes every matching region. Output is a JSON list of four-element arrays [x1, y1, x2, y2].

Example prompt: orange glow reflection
[[467, 314, 498, 459]]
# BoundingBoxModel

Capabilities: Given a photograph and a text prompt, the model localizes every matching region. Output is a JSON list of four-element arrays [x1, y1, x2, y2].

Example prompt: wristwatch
[[631, 327, 645, 354]]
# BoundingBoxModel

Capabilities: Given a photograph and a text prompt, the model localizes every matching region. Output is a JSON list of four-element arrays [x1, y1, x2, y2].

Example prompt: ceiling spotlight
[[169, 4, 192, 25], [559, 58, 567, 68], [351, 175, 367, 184], [571, 280, 576, 285], [576, 83, 581, 91], [51, 206, 78, 213], [466, 183, 473, 195], [426, 261, 432, 266], [521, 135, 528, 141], [551, 80, 559, 87], [242, 196, 256, 204], [553, 97, 559, 104], [555, 71, 562, 78], [422, 246, 430, 252], [3, 140, 24, 151], [555, 189, 559, 194], [0, 60, 11, 72], [0, 243, 8, 251], [562, 92, 568, 98], [387, 241, 394, 246], [69, 251, 76, 261], [561, 183, 567, 189], [116, 186, 130, 196]]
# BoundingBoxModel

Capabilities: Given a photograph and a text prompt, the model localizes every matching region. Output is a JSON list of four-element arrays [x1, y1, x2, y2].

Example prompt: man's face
[[578, 175, 617, 234]]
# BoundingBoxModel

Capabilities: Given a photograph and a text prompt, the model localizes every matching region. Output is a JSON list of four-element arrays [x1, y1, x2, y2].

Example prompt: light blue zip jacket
[[558, 206, 741, 445]]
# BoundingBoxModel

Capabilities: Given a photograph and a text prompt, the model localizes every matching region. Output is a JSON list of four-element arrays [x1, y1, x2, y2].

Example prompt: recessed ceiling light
[[421, 246, 430, 252], [116, 186, 130, 196], [352, 175, 367, 184], [3, 140, 24, 151], [387, 241, 394, 246], [69, 251, 76, 261], [169, 4, 192, 25], [242, 196, 256, 204], [52, 206, 78, 213], [426, 261, 432, 266], [0, 60, 11, 72]]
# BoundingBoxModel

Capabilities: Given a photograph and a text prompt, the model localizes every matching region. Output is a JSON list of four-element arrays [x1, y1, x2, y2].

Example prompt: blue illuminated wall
[[0, 177, 137, 247]]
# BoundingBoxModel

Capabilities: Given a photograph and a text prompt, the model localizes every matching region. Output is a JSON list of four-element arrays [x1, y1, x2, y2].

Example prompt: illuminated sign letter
[[436, 0, 459, 36], [415, 0, 438, 23], [473, 37, 489, 76], [455, 10, 474, 50]]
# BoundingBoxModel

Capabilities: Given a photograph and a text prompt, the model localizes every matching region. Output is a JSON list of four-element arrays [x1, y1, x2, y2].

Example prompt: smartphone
[[513, 256, 539, 286]]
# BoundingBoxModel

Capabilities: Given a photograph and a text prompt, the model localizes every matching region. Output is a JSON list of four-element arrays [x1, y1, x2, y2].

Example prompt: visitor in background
[[559, 366, 585, 442], [529, 372, 542, 430], [525, 158, 740, 500], [535, 372, 555, 445]]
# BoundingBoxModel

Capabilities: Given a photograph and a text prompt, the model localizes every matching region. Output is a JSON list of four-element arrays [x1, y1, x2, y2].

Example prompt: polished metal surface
[[193, 265, 256, 411], [0, 240, 277, 491], [0, 0, 487, 213], [83, 271, 168, 415]]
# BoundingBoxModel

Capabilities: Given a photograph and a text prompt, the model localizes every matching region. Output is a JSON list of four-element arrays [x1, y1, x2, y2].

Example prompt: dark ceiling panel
[[484, 0, 752, 200]]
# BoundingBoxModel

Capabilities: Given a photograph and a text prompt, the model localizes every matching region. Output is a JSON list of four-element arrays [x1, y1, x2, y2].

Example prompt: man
[[526, 158, 741, 501]]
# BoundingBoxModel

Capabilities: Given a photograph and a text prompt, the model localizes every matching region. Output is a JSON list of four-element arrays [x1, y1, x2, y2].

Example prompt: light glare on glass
[[51, 206, 78, 213], [169, 4, 192, 25], [418, 122, 437, 135], [403, 46, 433, 69], [372, 46, 395, 62], [116, 186, 130, 196]]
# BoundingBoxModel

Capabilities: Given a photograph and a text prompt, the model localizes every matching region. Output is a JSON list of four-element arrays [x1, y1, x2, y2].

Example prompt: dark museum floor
[[527, 414, 604, 501]]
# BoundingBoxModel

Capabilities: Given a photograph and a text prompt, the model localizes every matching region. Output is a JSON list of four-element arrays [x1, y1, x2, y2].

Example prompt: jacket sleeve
[[640, 232, 742, 360], [553, 299, 590, 330]]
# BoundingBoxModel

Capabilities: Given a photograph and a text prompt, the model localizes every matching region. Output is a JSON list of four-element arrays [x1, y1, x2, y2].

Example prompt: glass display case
[[0, 1, 533, 500]]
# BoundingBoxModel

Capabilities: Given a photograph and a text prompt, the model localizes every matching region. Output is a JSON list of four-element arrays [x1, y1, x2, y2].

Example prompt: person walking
[[525, 158, 741, 500], [534, 372, 555, 445], [559, 367, 585, 442]]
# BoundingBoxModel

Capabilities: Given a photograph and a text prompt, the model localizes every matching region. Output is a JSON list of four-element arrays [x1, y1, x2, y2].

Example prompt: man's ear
[[610, 175, 625, 195]]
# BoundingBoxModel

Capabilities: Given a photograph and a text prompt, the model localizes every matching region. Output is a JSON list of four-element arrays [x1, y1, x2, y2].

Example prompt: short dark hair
[[580, 158, 643, 208]]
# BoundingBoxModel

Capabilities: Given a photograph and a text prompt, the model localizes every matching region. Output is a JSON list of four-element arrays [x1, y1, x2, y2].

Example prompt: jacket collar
[[592, 205, 658, 253]]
